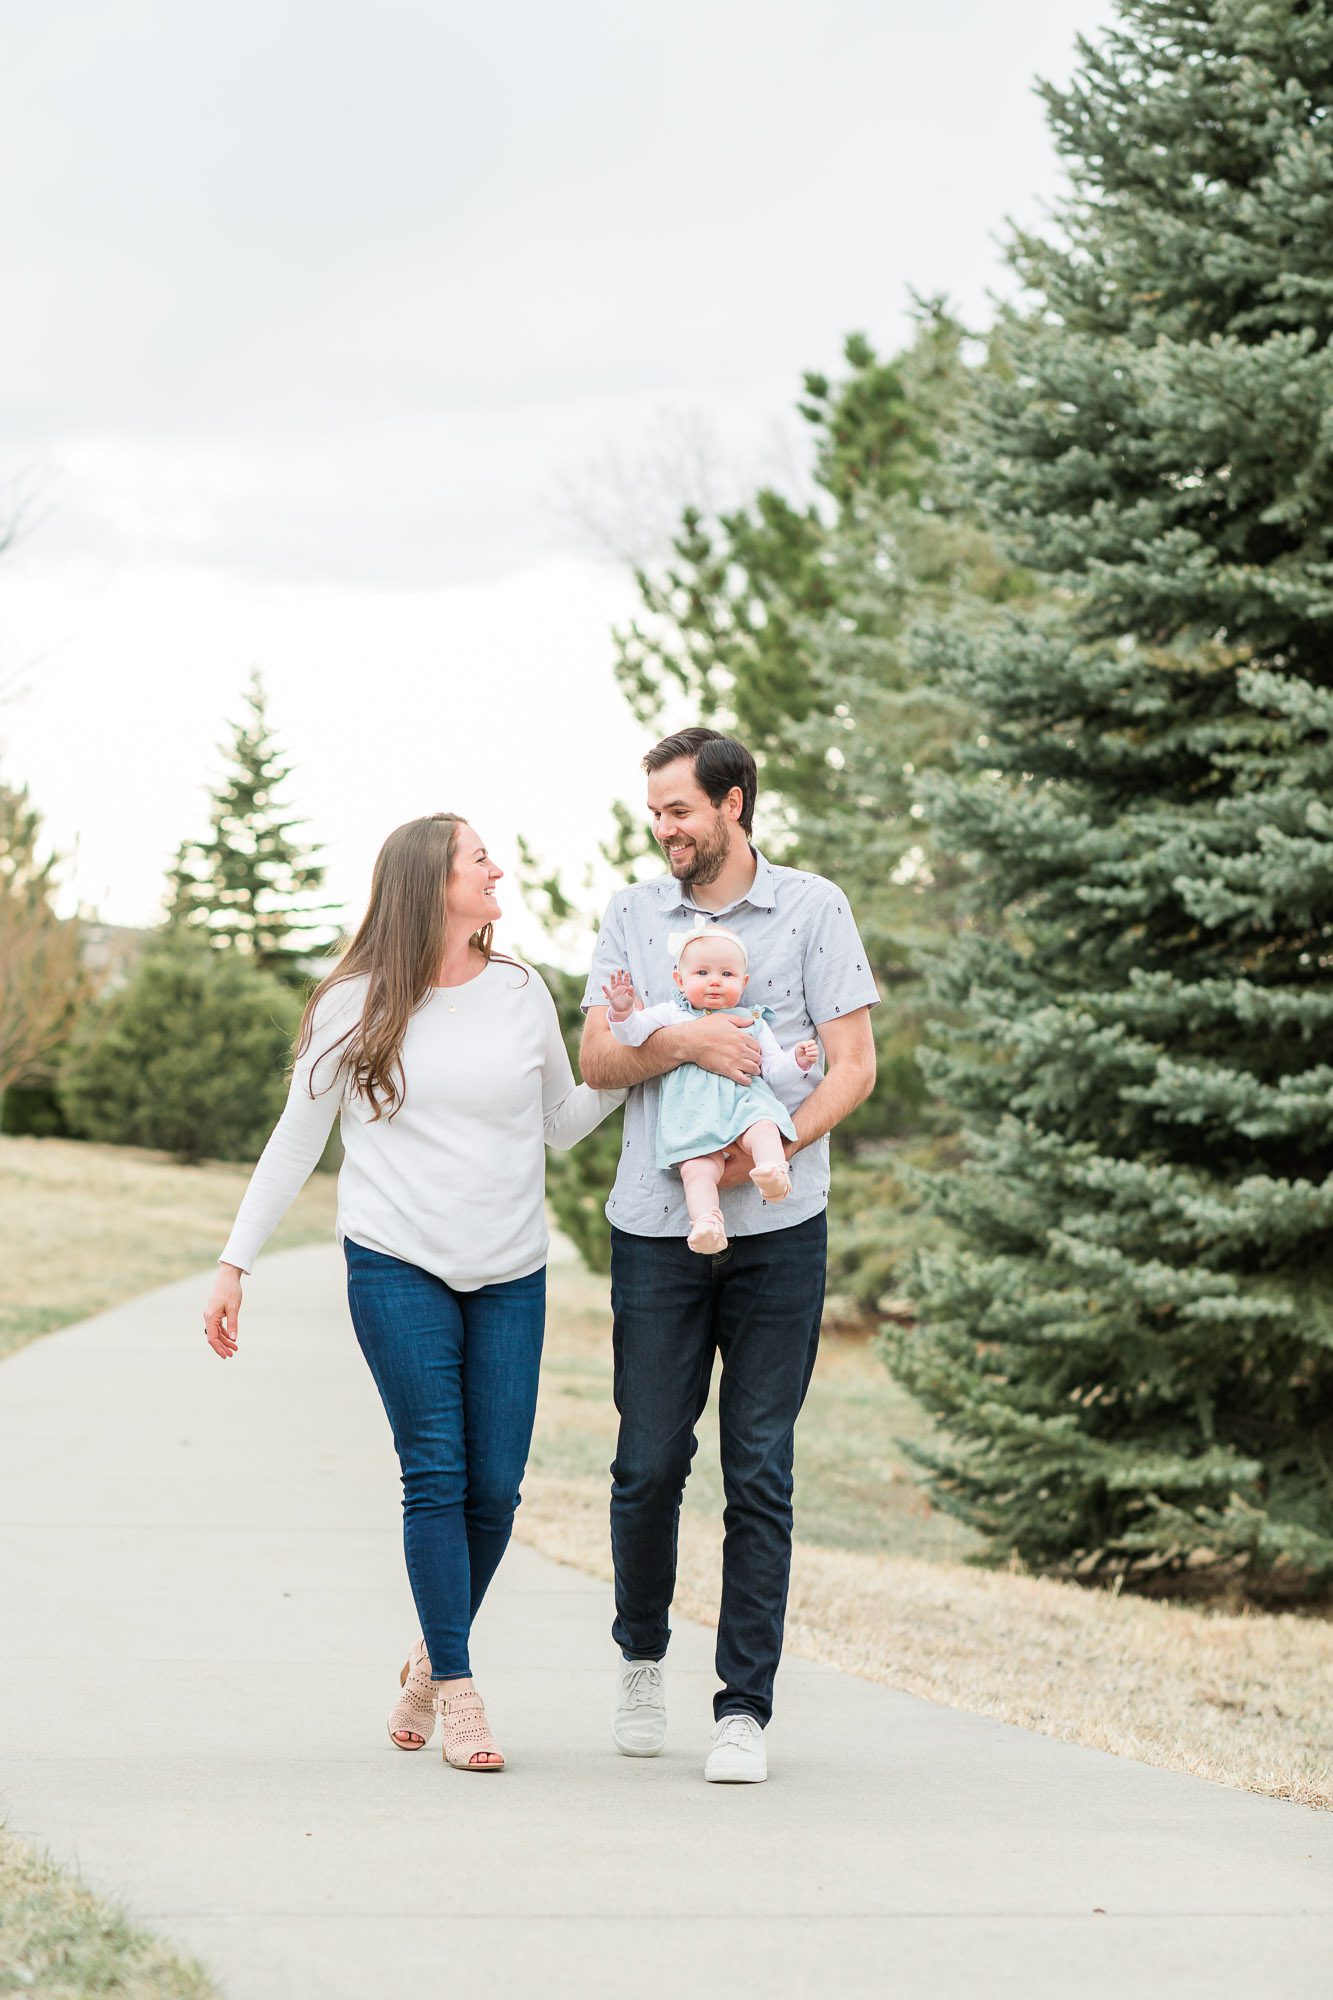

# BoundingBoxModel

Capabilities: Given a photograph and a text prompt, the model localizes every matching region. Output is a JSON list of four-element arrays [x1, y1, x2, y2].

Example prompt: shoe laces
[[714, 1714, 760, 1749], [621, 1663, 663, 1708]]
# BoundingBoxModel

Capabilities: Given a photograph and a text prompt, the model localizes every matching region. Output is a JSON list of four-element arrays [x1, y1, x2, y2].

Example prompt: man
[[580, 727, 878, 1783]]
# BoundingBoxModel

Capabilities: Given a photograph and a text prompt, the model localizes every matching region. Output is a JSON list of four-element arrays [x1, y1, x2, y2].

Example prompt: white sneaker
[[703, 1713, 767, 1783], [612, 1658, 666, 1756]]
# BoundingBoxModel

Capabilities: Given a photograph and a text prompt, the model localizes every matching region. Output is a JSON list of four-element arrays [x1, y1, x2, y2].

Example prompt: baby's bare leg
[[679, 1151, 726, 1221], [734, 1121, 786, 1171], [679, 1152, 729, 1254], [735, 1121, 791, 1201]]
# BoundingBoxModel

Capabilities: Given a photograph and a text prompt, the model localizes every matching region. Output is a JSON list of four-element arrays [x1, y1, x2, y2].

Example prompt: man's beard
[[664, 815, 731, 887]]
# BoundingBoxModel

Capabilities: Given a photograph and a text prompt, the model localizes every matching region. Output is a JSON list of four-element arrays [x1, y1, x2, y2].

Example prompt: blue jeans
[[609, 1212, 827, 1726], [344, 1239, 546, 1680]]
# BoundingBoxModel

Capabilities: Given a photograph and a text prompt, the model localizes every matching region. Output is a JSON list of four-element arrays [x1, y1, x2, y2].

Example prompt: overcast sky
[[1, 0, 1113, 961]]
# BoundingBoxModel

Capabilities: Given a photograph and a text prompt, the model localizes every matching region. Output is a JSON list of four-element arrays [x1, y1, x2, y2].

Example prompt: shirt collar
[[655, 845, 777, 914]]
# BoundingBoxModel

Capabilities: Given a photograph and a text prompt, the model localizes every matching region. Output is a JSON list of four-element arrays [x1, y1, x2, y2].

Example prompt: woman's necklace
[[438, 947, 485, 1013]]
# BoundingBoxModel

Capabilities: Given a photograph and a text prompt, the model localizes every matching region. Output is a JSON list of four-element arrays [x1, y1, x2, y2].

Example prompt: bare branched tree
[[556, 408, 729, 569], [0, 781, 85, 1100]]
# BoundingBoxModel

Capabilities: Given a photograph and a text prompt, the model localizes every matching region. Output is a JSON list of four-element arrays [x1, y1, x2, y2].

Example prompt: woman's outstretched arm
[[538, 979, 627, 1150], [204, 1023, 349, 1358], [217, 1056, 343, 1274], [203, 988, 361, 1359]]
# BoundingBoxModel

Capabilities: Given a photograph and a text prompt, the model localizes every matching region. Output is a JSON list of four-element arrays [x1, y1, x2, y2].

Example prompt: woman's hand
[[204, 1264, 245, 1359]]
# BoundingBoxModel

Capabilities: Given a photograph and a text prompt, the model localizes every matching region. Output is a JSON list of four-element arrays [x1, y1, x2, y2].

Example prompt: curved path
[[1, 1244, 1329, 1998]]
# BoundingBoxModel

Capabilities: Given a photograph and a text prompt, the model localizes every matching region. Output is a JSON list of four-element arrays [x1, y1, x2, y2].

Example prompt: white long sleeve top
[[221, 959, 624, 1292], [608, 1001, 823, 1108]]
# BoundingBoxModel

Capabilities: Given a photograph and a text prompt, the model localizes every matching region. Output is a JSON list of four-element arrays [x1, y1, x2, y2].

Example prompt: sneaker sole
[[703, 1759, 767, 1783], [612, 1727, 666, 1757]]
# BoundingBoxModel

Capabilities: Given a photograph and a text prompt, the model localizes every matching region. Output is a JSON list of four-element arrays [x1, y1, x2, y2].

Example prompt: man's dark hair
[[643, 728, 758, 837]]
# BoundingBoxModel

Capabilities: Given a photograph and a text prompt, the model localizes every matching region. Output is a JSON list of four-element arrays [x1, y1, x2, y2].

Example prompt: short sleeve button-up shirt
[[580, 848, 880, 1239]]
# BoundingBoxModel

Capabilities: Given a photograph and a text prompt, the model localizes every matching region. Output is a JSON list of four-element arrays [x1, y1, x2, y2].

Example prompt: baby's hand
[[602, 970, 641, 1020], [794, 1038, 821, 1072]]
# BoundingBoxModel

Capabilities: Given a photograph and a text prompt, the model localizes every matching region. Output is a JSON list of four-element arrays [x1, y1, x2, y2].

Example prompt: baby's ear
[[672, 969, 683, 988]]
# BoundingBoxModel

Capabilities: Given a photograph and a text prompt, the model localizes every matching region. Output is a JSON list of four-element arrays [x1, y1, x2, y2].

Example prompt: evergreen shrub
[[60, 937, 300, 1164]]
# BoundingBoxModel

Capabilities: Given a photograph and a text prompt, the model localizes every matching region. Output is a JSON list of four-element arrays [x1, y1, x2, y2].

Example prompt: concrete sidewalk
[[0, 1243, 1329, 2000]]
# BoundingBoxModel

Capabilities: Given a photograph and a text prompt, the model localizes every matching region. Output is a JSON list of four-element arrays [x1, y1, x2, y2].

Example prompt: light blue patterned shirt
[[580, 848, 880, 1239]]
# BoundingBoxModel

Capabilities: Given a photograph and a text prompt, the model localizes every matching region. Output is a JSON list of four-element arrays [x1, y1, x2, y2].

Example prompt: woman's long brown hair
[[295, 812, 523, 1120]]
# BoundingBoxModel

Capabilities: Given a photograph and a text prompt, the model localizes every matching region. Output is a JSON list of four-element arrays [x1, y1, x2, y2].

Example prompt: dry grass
[[0, 1826, 215, 2000], [530, 1253, 981, 1567], [519, 1260, 1333, 1811], [0, 1134, 339, 1360]]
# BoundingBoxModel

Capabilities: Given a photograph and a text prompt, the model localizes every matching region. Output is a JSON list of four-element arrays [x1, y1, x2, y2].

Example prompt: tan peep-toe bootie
[[438, 1682, 506, 1772], [387, 1638, 436, 1750]]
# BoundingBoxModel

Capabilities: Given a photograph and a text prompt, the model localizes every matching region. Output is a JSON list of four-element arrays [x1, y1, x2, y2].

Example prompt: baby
[[602, 920, 821, 1255]]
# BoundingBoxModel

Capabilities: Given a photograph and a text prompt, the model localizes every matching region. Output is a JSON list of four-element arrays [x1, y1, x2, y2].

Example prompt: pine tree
[[788, 319, 1035, 1048], [168, 672, 339, 984], [611, 327, 937, 836], [522, 321, 988, 1276], [523, 317, 1028, 1288], [781, 406, 1035, 1311], [892, 0, 1333, 1599]]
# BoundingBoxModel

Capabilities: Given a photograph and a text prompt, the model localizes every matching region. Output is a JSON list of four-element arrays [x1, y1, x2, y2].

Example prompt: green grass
[[0, 1815, 216, 1999]]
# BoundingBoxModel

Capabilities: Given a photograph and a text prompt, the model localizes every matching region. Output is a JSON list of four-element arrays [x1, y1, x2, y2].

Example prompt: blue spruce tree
[[894, 0, 1333, 1599]]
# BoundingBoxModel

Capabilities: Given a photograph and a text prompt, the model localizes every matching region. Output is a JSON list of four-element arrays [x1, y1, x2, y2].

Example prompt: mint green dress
[[655, 1003, 797, 1171]]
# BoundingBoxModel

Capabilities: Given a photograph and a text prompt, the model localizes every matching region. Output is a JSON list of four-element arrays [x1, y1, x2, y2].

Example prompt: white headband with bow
[[667, 914, 749, 970]]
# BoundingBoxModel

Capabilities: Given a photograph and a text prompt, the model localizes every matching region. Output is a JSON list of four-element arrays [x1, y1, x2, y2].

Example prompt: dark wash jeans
[[609, 1211, 827, 1727], [344, 1239, 546, 1680]]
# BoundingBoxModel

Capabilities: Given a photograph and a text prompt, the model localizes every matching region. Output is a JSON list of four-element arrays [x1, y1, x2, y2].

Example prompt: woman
[[203, 813, 623, 1771]]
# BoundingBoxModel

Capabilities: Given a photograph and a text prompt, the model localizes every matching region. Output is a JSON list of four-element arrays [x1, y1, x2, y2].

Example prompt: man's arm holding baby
[[715, 1006, 876, 1190], [787, 1008, 876, 1146], [580, 1003, 763, 1091], [579, 906, 761, 1089], [754, 1019, 822, 1098]]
